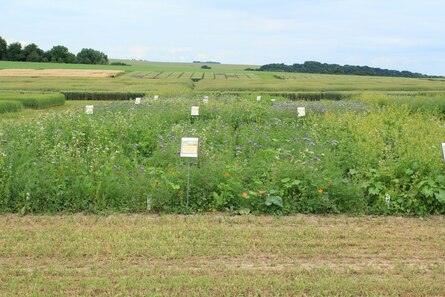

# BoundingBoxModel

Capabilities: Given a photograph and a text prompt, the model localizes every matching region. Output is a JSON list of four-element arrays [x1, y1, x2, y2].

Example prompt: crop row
[[0, 93, 65, 113]]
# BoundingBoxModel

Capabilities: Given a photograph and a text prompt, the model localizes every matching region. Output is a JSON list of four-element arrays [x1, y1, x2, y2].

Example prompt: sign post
[[297, 107, 306, 117], [256, 95, 261, 101], [135, 97, 141, 105], [153, 95, 159, 100], [180, 137, 199, 207], [442, 142, 445, 162], [191, 106, 199, 116], [203, 96, 209, 104], [85, 105, 94, 115]]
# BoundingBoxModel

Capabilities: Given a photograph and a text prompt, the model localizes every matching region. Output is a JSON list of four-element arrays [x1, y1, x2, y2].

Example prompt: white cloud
[[1, 0, 444, 74]]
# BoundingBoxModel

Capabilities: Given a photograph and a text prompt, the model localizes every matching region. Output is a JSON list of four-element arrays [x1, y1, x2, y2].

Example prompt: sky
[[1, 0, 444, 75]]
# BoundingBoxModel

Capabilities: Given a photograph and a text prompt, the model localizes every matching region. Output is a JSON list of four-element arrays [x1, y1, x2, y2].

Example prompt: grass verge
[[0, 214, 444, 296]]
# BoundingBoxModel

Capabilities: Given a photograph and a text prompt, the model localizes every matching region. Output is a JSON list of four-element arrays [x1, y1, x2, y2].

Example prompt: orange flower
[[318, 188, 323, 193], [259, 190, 265, 196], [224, 172, 230, 177], [242, 192, 248, 198]]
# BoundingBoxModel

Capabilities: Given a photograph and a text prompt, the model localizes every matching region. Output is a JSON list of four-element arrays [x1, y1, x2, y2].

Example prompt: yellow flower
[[242, 192, 248, 198], [318, 188, 323, 193]]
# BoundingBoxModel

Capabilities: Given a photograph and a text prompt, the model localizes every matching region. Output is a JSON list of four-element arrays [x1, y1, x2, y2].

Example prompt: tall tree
[[48, 45, 76, 63], [76, 48, 108, 64], [6, 42, 25, 61], [0, 36, 7, 60], [23, 43, 44, 62]]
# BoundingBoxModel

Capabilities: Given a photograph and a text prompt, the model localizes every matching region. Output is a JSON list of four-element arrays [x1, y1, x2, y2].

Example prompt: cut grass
[[0, 214, 444, 296]]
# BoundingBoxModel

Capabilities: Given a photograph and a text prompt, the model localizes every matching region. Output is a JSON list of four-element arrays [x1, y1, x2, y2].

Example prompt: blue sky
[[1, 0, 444, 75]]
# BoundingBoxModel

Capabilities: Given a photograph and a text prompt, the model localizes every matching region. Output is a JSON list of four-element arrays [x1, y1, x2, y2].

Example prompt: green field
[[1, 95, 444, 215], [1, 60, 445, 296], [1, 60, 445, 94]]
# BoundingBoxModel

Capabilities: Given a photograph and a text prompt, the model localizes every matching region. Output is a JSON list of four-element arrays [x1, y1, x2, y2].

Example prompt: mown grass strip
[[0, 214, 444, 296]]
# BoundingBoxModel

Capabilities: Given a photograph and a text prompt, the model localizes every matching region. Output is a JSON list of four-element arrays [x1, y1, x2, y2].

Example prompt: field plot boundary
[[0, 69, 124, 78]]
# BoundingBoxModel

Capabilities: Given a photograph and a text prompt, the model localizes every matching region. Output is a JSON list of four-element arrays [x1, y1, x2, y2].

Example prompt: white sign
[[256, 96, 261, 101], [297, 107, 306, 117], [180, 137, 199, 158], [135, 97, 141, 105], [203, 96, 209, 104], [191, 106, 199, 116], [85, 105, 94, 115], [153, 95, 159, 100], [271, 98, 276, 102], [442, 142, 445, 161]]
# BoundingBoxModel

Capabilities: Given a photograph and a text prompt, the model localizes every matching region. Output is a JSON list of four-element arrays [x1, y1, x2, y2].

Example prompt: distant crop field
[[0, 60, 445, 93], [0, 69, 124, 78]]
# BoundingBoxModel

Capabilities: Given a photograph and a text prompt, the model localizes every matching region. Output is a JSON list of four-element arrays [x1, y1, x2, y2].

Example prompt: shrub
[[62, 92, 146, 101]]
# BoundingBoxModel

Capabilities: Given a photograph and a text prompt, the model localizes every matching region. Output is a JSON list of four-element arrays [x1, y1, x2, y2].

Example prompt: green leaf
[[265, 196, 283, 208], [421, 187, 434, 198], [238, 208, 250, 215], [435, 191, 445, 204], [281, 178, 291, 184]]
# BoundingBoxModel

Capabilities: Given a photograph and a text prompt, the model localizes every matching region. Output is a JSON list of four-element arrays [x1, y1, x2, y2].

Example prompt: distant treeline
[[253, 61, 442, 78], [0, 36, 108, 65], [193, 61, 221, 64]]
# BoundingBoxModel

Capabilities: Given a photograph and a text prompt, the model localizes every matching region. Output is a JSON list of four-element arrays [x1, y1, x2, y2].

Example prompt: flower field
[[0, 95, 444, 215]]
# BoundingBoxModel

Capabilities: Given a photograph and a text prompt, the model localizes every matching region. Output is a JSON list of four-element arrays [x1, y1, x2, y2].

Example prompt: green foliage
[[0, 101, 23, 113], [76, 48, 108, 65], [0, 93, 65, 109], [0, 96, 444, 215], [0, 36, 7, 60], [110, 62, 131, 66], [6, 42, 25, 61], [47, 45, 76, 63], [23, 43, 45, 62], [62, 92, 146, 101], [259, 61, 440, 78]]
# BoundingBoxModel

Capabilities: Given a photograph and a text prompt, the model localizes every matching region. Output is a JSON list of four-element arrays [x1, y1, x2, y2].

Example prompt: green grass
[[0, 93, 65, 109], [0, 100, 24, 114], [0, 214, 444, 296]]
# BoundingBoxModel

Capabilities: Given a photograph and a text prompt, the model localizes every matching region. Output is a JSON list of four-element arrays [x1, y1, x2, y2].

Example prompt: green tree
[[48, 45, 76, 63], [23, 43, 44, 62], [76, 48, 108, 64], [0, 36, 7, 60], [6, 42, 25, 61]]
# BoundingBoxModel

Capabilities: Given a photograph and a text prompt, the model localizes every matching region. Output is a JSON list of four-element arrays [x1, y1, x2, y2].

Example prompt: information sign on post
[[180, 137, 199, 158], [257, 96, 261, 101], [191, 106, 200, 116], [135, 97, 141, 105], [154, 95, 159, 100], [203, 96, 209, 104], [297, 107, 306, 117], [180, 137, 199, 208], [85, 105, 94, 115]]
